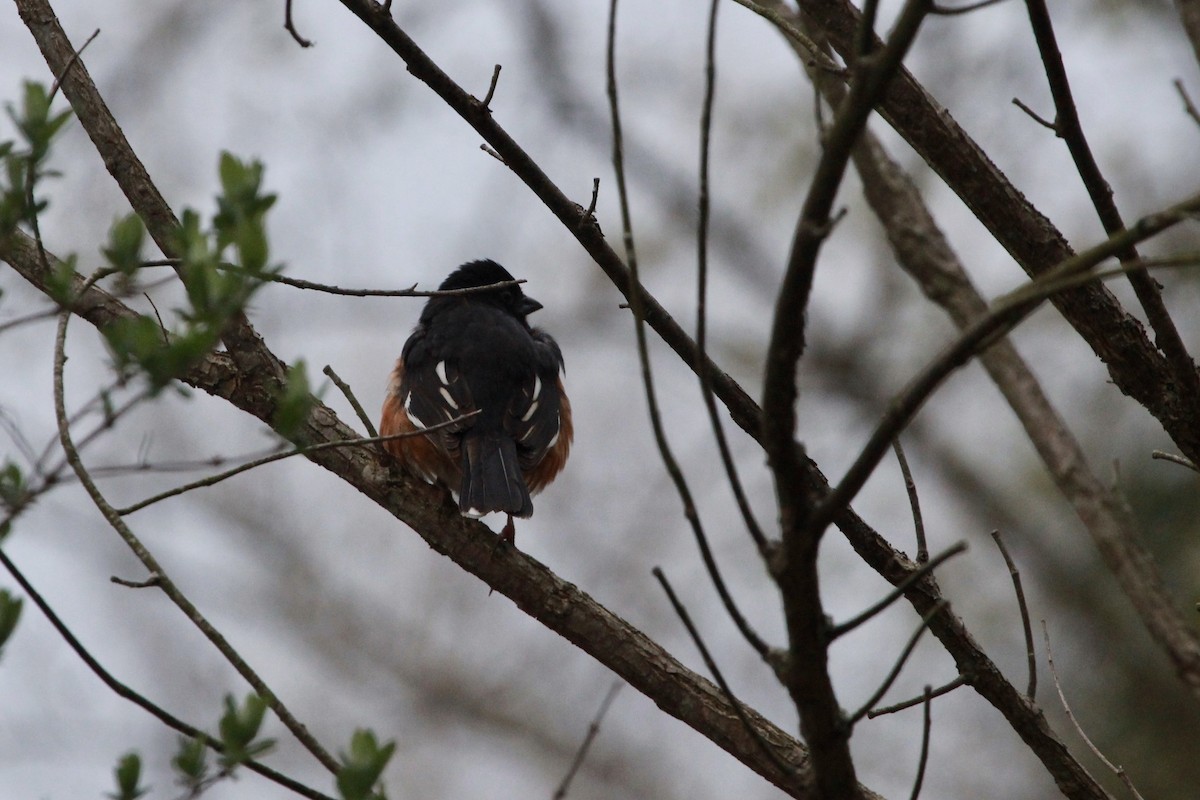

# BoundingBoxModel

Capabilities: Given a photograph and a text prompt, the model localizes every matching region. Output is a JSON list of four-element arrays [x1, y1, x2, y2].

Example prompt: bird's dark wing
[[398, 326, 478, 460], [509, 330, 566, 472]]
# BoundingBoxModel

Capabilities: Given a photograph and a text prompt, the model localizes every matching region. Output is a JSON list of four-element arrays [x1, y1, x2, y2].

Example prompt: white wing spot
[[520, 400, 539, 423], [532, 374, 542, 399], [546, 429, 559, 450], [435, 360, 449, 385], [439, 387, 459, 410]]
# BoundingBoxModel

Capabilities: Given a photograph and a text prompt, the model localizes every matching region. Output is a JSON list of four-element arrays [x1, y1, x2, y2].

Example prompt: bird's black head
[[437, 259, 542, 319]]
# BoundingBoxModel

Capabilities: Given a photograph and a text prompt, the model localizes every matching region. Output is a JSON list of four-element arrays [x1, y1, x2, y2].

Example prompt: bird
[[379, 259, 572, 543]]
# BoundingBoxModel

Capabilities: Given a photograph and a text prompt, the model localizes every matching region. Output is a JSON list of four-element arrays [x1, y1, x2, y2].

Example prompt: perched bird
[[380, 259, 572, 542]]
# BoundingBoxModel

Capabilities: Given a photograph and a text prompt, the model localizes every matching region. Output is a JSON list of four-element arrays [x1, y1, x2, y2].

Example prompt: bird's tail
[[460, 434, 532, 519]]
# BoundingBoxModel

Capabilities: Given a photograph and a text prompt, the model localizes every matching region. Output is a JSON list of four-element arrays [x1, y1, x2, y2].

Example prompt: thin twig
[[111, 572, 162, 589], [847, 600, 948, 727], [1151, 449, 1199, 472], [51, 307, 340, 775], [117, 415, 477, 516], [907, 686, 934, 800], [892, 439, 927, 562], [0, 548, 334, 800], [284, 0, 314, 47], [727, 0, 843, 74], [1174, 78, 1200, 129], [867, 675, 967, 718], [585, 177, 600, 217], [1042, 621, 1146, 800], [607, 0, 771, 662], [652, 568, 797, 783], [139, 260, 527, 298], [550, 681, 622, 800], [47, 27, 99, 102], [1011, 97, 1057, 131], [323, 365, 378, 438], [829, 542, 965, 640], [931, 0, 1009, 15], [990, 530, 1036, 699], [0, 307, 59, 334], [480, 64, 501, 109], [694, 0, 771, 560]]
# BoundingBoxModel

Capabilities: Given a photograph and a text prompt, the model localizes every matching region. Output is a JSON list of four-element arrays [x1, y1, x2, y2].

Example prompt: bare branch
[[1042, 621, 1147, 800], [1023, 0, 1200, 407], [828, 542, 966, 640], [991, 531, 1037, 699], [892, 439, 927, 562], [51, 306, 341, 775], [551, 681, 622, 800], [0, 543, 333, 800], [116, 421, 476, 517], [323, 365, 379, 438], [847, 600, 947, 727], [607, 0, 771, 663], [1151, 449, 1199, 472], [285, 0, 314, 47], [807, 191, 1200, 544], [695, 0, 771, 560], [907, 686, 934, 800], [867, 675, 966, 718], [652, 568, 801, 789]]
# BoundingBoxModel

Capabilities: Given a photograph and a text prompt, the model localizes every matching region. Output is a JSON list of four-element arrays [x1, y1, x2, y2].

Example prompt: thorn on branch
[[586, 177, 601, 217], [111, 572, 163, 589], [1152, 448, 1199, 473], [1011, 97, 1058, 133], [480, 143, 506, 164], [285, 0, 314, 48], [481, 64, 502, 110]]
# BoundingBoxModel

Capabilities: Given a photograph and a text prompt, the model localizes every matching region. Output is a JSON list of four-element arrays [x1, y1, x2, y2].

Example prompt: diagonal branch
[[15, 0, 287, 386], [793, 0, 1200, 467], [1023, 0, 1200, 407]]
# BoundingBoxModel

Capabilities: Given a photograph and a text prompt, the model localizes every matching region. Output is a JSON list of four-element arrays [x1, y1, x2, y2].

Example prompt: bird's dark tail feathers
[[460, 434, 532, 519]]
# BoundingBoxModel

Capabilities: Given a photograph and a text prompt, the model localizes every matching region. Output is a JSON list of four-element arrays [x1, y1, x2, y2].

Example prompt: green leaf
[[0, 460, 27, 512], [44, 252, 78, 306], [273, 360, 315, 440], [103, 214, 146, 276], [171, 734, 209, 786], [107, 752, 148, 800], [0, 589, 23, 655], [213, 152, 276, 275], [103, 314, 221, 394], [336, 729, 396, 800], [217, 692, 275, 770]]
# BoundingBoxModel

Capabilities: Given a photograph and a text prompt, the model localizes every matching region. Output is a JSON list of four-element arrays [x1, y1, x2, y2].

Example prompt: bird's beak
[[519, 296, 544, 316]]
